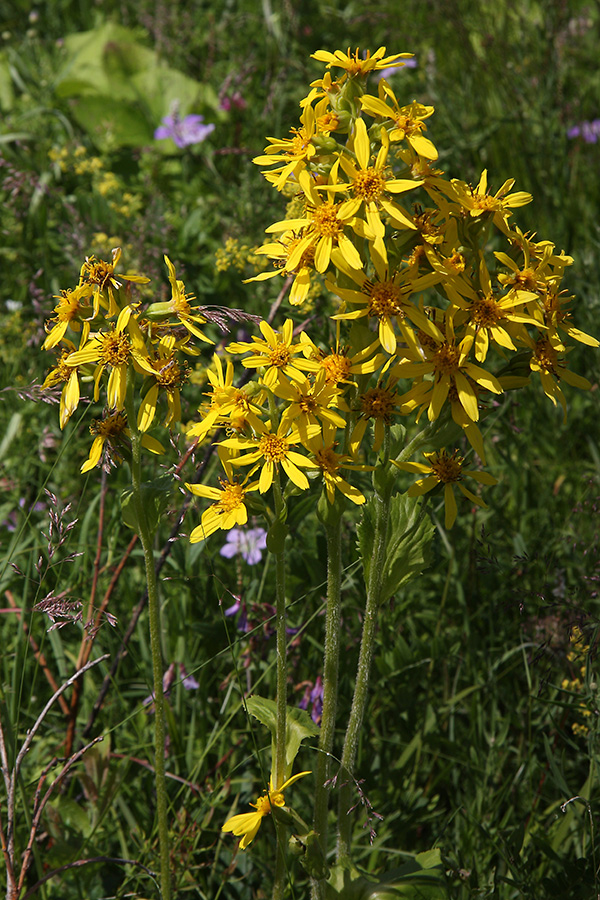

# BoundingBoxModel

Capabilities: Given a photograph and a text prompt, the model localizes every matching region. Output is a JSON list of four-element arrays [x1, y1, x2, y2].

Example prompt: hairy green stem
[[311, 510, 342, 899], [271, 470, 288, 900], [126, 395, 171, 900], [336, 432, 392, 866]]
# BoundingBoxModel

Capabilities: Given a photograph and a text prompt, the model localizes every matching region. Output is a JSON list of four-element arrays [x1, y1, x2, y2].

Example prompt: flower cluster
[[186, 46, 597, 541], [41, 248, 212, 471]]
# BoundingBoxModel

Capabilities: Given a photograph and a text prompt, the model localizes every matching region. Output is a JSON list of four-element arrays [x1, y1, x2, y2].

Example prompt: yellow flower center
[[44, 351, 76, 388], [471, 295, 502, 328], [268, 342, 291, 368], [100, 331, 131, 367], [317, 112, 339, 133], [253, 790, 285, 816], [471, 194, 498, 212], [320, 351, 352, 384], [289, 127, 311, 157], [534, 338, 558, 374], [414, 212, 443, 244], [259, 433, 289, 462], [90, 411, 127, 438], [55, 289, 86, 321], [365, 279, 406, 319], [170, 283, 195, 316], [513, 268, 537, 290], [432, 343, 461, 376], [216, 480, 246, 513], [445, 252, 466, 274], [394, 114, 422, 136], [428, 450, 464, 483], [298, 393, 318, 414], [352, 167, 386, 203], [81, 257, 114, 287], [360, 387, 396, 421], [310, 202, 343, 238], [315, 446, 340, 475], [153, 356, 186, 391]]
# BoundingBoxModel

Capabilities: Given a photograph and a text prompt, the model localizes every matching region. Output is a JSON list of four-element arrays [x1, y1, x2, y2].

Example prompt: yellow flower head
[[222, 770, 310, 850], [311, 47, 413, 78], [393, 449, 497, 529]]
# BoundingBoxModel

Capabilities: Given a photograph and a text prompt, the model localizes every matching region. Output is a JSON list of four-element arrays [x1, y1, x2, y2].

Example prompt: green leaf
[[358, 493, 434, 606], [121, 474, 172, 536], [0, 52, 14, 111], [246, 695, 319, 776], [325, 850, 445, 899]]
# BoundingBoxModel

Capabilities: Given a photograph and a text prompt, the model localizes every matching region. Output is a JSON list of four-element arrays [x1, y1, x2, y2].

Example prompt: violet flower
[[567, 119, 600, 143], [154, 112, 215, 148], [220, 527, 267, 565]]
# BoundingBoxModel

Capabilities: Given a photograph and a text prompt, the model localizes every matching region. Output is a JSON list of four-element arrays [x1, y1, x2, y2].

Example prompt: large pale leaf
[[358, 493, 434, 605], [246, 695, 319, 774]]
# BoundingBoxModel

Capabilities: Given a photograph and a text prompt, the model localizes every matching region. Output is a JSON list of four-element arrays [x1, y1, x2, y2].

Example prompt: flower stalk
[[336, 430, 392, 866], [125, 387, 172, 900]]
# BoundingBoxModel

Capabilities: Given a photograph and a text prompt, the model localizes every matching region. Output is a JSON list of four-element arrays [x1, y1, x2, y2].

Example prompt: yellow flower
[[324, 118, 422, 246], [361, 85, 438, 160], [42, 347, 81, 429], [446, 257, 539, 363], [253, 103, 317, 190], [392, 323, 503, 424], [447, 170, 532, 237], [222, 770, 311, 850], [67, 306, 155, 411], [79, 247, 150, 318], [349, 376, 402, 456], [265, 166, 374, 275], [311, 47, 413, 78], [160, 256, 213, 343], [329, 249, 443, 355], [305, 423, 371, 505], [299, 333, 385, 386], [228, 319, 317, 389], [186, 453, 260, 542], [245, 231, 317, 306], [42, 285, 91, 350], [524, 332, 591, 420], [81, 411, 163, 474], [393, 450, 497, 529], [274, 370, 345, 442], [186, 354, 265, 441], [137, 335, 189, 432], [220, 420, 319, 493]]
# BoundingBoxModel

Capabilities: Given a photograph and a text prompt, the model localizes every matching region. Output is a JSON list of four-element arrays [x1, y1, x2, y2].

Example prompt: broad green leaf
[[121, 474, 172, 536], [246, 695, 319, 775], [358, 493, 434, 605]]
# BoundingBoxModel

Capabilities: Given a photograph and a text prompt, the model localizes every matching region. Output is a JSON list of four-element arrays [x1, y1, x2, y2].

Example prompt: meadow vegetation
[[1, 1, 599, 898]]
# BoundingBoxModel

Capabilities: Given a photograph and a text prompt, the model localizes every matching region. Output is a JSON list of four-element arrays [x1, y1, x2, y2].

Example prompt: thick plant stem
[[272, 471, 288, 900], [311, 512, 343, 899], [336, 439, 392, 866], [126, 397, 172, 900]]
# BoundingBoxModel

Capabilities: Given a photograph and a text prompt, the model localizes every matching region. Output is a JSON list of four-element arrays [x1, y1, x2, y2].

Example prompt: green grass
[[1, 1, 600, 897]]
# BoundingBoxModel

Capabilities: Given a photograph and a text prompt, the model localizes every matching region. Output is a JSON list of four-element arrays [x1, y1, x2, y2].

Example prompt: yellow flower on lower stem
[[222, 770, 311, 850], [42, 348, 81, 429], [392, 449, 497, 529], [220, 420, 320, 493], [186, 467, 260, 542], [81, 411, 163, 474]]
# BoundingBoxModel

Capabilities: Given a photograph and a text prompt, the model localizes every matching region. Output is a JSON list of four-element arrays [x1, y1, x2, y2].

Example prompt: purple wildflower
[[154, 111, 215, 148], [220, 527, 267, 565], [567, 119, 600, 143], [298, 676, 324, 725]]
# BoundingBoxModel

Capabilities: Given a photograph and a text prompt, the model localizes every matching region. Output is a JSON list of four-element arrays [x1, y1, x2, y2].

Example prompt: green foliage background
[[1, 1, 599, 898]]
